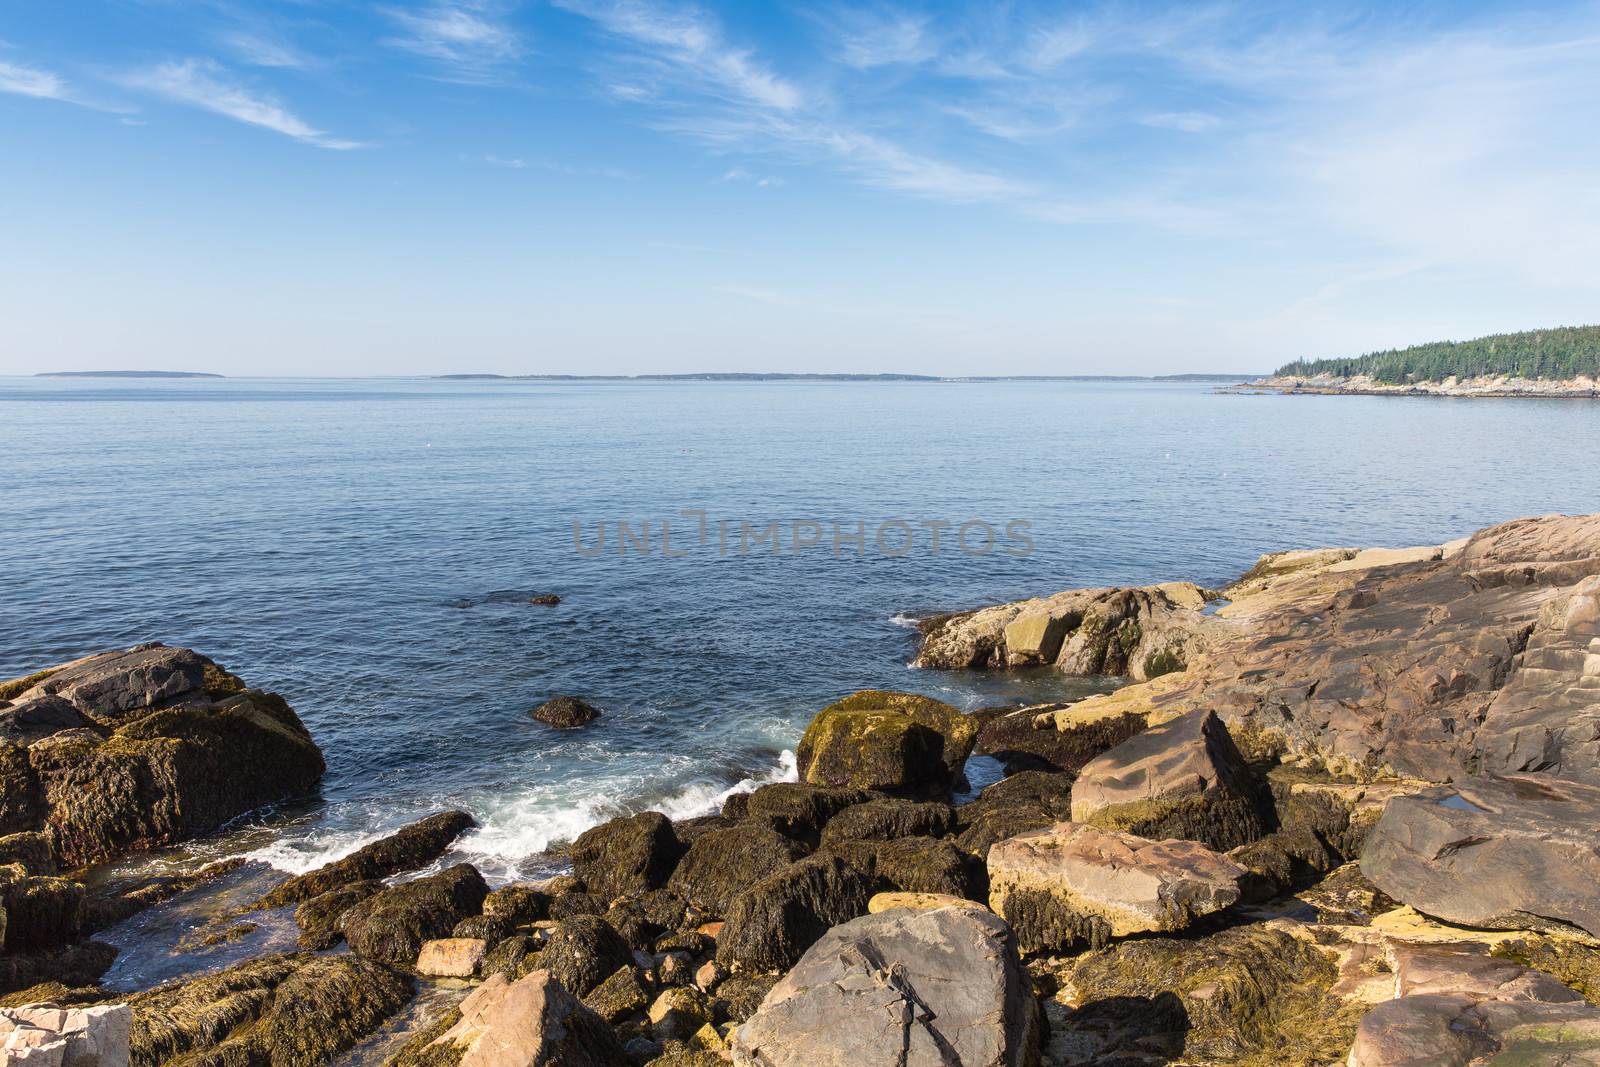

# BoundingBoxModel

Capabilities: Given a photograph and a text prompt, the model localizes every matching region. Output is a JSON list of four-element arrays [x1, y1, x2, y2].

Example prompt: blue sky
[[3, 1, 1599, 376]]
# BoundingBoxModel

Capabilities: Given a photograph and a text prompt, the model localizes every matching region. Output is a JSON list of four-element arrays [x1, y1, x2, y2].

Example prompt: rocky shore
[[5, 512, 1600, 1065], [1237, 371, 1600, 397]]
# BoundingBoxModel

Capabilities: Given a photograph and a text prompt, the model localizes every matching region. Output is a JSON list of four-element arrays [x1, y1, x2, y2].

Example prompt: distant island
[[433, 372, 1260, 383], [36, 370, 225, 379], [1247, 325, 1600, 397]]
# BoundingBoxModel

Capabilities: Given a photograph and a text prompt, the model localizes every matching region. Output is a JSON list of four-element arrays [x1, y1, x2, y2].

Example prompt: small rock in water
[[531, 694, 601, 728], [529, 593, 561, 605]]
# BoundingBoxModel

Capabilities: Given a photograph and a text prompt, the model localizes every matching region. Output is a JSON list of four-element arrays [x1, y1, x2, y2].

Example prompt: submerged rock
[[1361, 774, 1600, 937], [571, 812, 683, 902], [795, 691, 977, 798], [339, 864, 489, 968], [1070, 709, 1270, 852], [257, 810, 474, 909], [732, 906, 1039, 1067], [716, 855, 873, 973], [531, 695, 601, 728], [987, 823, 1245, 953]]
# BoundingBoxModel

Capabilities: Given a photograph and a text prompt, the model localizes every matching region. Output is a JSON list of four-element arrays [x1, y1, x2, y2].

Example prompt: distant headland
[[36, 370, 225, 379], [1244, 325, 1600, 397]]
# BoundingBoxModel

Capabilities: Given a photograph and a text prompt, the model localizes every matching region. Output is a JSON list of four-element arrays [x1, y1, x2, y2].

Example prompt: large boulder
[[339, 864, 488, 968], [293, 880, 383, 950], [987, 823, 1245, 953], [0, 645, 326, 868], [1070, 710, 1270, 852], [717, 855, 874, 973], [824, 837, 985, 900], [0, 866, 84, 952], [817, 798, 952, 844], [256, 809, 474, 909], [795, 691, 977, 798], [570, 812, 683, 901], [540, 914, 635, 997], [667, 822, 806, 915], [1361, 774, 1600, 937], [417, 969, 627, 1067], [731, 906, 1039, 1067]]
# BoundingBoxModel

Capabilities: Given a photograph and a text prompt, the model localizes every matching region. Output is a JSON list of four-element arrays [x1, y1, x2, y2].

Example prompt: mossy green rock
[[795, 690, 977, 798]]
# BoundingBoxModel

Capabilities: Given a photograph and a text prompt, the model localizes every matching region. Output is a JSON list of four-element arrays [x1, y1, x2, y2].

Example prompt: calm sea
[[4, 376, 1599, 889]]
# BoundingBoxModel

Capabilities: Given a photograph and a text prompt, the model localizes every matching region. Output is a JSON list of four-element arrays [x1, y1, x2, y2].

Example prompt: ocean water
[[4, 376, 1599, 901]]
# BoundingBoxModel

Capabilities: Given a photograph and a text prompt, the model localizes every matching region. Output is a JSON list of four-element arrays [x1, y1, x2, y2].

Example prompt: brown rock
[[256, 810, 474, 909]]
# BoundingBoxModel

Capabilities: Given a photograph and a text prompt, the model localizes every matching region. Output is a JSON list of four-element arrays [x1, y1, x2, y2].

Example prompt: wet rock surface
[[530, 695, 601, 729], [256, 810, 474, 910], [339, 864, 489, 969]]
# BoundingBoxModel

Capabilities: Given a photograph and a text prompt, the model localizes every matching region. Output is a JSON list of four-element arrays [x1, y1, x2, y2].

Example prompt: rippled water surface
[[4, 377, 1599, 899]]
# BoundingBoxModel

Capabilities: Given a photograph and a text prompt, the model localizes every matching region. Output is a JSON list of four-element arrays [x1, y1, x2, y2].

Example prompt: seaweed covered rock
[[339, 864, 488, 968], [987, 823, 1244, 953], [732, 906, 1040, 1067], [0, 645, 325, 869], [817, 798, 952, 845], [541, 914, 634, 997], [717, 855, 874, 973], [256, 810, 474, 909], [795, 691, 977, 798], [583, 965, 651, 1024], [571, 812, 683, 902], [667, 823, 806, 916], [531, 695, 601, 729], [293, 880, 383, 950], [0, 865, 84, 952], [1070, 710, 1270, 852], [1361, 773, 1600, 938], [482, 882, 551, 926], [741, 783, 867, 842], [424, 969, 627, 1067], [127, 953, 411, 1067], [824, 837, 985, 900], [1047, 925, 1364, 1066]]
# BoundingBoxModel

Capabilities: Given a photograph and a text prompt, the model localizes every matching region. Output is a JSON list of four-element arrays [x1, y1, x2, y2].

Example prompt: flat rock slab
[[1361, 773, 1600, 937], [987, 822, 1244, 951], [732, 906, 1039, 1067], [1348, 993, 1600, 1066]]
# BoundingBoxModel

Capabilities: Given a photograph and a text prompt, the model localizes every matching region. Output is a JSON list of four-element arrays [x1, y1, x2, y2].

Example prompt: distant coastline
[[1249, 324, 1600, 397], [432, 372, 1259, 383], [1238, 373, 1600, 398], [36, 370, 225, 379]]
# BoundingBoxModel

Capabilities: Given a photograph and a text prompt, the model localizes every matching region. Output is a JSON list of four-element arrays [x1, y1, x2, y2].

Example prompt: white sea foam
[[888, 613, 921, 628]]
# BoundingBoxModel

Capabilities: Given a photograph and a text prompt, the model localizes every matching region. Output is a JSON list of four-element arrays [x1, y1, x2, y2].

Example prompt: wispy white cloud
[[482, 153, 527, 168], [1140, 110, 1221, 133], [122, 59, 365, 149], [0, 58, 68, 100], [0, 57, 132, 114], [829, 9, 938, 69], [382, 1, 523, 84], [219, 30, 312, 71], [718, 166, 782, 187], [554, 0, 802, 110]]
